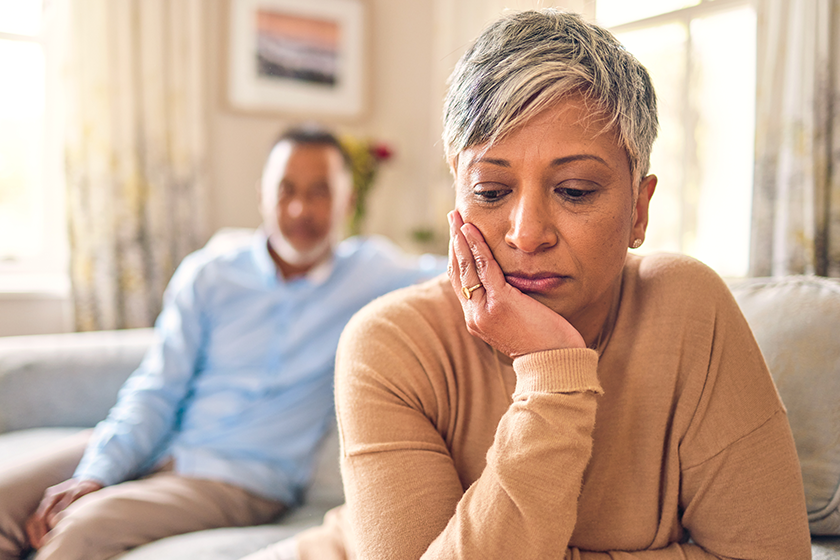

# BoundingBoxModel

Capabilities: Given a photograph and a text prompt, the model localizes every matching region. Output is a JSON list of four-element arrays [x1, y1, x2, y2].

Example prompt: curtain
[[751, 0, 840, 277], [63, 0, 207, 331]]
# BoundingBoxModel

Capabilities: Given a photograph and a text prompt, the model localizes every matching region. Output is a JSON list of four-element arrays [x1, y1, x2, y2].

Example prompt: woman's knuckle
[[466, 323, 483, 338], [473, 254, 488, 273]]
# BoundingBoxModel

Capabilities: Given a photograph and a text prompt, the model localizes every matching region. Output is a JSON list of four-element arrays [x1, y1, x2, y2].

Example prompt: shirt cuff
[[73, 456, 121, 487], [512, 348, 601, 396]]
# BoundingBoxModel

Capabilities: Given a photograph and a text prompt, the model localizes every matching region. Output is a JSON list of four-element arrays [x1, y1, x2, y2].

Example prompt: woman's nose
[[504, 194, 558, 253]]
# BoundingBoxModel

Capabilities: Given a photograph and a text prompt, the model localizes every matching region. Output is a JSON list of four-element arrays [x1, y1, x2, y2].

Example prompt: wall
[[0, 0, 590, 337], [205, 0, 443, 253], [0, 292, 73, 337]]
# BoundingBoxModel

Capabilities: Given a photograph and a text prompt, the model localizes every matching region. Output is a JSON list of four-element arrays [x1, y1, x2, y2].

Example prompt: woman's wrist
[[512, 348, 602, 396]]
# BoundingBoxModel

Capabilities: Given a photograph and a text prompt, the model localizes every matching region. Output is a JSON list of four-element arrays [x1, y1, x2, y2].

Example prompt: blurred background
[[1, 0, 837, 336]]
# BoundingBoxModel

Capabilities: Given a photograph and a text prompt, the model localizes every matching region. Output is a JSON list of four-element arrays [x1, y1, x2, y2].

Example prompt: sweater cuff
[[512, 348, 601, 396]]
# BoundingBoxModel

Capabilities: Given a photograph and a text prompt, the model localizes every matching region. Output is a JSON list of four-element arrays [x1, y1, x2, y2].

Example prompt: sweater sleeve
[[422, 349, 601, 558], [335, 297, 602, 559]]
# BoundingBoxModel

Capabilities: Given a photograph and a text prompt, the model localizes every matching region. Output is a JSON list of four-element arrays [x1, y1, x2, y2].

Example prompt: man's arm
[[72, 253, 207, 485], [24, 252, 209, 549]]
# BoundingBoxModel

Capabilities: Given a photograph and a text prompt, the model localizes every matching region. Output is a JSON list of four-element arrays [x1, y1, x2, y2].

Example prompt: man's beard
[[267, 230, 333, 267]]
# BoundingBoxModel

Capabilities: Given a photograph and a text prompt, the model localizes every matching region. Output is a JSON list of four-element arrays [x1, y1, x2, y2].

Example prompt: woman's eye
[[562, 188, 587, 198], [473, 186, 509, 202], [555, 181, 596, 202]]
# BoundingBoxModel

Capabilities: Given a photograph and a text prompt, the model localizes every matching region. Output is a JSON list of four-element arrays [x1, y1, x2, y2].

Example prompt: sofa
[[0, 275, 839, 559]]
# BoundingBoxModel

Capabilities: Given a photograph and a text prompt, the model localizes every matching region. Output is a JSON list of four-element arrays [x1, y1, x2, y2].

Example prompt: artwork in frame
[[227, 0, 366, 118]]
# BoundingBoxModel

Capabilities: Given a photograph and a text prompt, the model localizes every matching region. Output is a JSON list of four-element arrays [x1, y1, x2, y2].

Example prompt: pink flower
[[370, 143, 393, 162]]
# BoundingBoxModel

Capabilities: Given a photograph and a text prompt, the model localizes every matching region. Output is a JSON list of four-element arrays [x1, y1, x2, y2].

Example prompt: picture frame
[[227, 0, 366, 118]]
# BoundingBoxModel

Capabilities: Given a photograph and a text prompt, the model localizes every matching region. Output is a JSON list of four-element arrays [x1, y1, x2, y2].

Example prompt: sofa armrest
[[0, 328, 154, 433], [728, 275, 840, 536]]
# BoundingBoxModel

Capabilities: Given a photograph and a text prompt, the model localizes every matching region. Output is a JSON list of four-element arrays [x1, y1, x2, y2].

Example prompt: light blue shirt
[[74, 231, 444, 505]]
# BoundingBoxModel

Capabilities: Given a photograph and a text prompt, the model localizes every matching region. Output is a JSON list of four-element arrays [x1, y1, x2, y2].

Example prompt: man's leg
[[35, 469, 286, 560], [0, 431, 90, 560]]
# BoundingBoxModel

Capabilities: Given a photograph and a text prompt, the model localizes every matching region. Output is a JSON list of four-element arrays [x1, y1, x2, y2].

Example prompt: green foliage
[[340, 136, 393, 236]]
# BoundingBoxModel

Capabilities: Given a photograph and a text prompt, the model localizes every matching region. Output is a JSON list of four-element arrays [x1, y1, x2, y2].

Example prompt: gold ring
[[461, 283, 482, 300]]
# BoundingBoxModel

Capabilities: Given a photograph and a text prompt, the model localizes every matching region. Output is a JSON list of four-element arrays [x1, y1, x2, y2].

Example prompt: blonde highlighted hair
[[443, 9, 658, 184]]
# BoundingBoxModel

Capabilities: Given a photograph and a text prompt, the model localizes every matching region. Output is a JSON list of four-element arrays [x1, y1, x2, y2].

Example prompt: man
[[0, 125, 442, 560]]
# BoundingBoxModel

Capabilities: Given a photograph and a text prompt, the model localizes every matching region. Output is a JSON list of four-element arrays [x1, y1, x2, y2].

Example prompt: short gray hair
[[443, 9, 658, 183]]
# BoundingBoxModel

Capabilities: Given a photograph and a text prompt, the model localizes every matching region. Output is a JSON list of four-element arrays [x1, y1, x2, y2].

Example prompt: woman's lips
[[504, 273, 566, 293]]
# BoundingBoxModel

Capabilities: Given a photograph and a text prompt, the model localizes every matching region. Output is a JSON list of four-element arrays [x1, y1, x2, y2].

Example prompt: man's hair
[[273, 124, 352, 169], [442, 9, 658, 184]]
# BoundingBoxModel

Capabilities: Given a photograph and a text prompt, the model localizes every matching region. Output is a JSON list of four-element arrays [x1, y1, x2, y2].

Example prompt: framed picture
[[227, 0, 366, 118]]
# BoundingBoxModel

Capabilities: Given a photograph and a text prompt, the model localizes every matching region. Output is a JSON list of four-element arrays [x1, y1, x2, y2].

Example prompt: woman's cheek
[[458, 207, 490, 239]]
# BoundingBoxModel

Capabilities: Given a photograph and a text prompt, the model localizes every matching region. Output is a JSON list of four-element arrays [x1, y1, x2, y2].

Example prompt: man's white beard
[[268, 230, 333, 267]]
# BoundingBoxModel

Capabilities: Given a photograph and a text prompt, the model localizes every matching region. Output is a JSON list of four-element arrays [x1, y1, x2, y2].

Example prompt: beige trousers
[[0, 431, 286, 560]]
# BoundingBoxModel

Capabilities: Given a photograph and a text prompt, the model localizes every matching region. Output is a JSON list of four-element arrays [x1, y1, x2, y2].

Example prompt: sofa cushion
[[113, 519, 319, 560], [728, 275, 840, 535], [814, 537, 840, 560], [0, 329, 153, 432], [304, 422, 344, 508]]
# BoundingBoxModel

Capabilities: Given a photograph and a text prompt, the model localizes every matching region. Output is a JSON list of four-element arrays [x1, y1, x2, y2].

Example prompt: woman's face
[[453, 96, 655, 330]]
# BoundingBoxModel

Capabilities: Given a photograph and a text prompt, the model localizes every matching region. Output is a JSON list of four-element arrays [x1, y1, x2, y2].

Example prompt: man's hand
[[448, 210, 585, 358], [25, 478, 103, 549]]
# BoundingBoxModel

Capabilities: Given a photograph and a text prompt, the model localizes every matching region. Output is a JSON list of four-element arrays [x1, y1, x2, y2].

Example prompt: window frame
[[0, 9, 69, 296]]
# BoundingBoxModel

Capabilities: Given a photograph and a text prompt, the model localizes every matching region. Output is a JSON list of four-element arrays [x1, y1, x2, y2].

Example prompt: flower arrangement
[[340, 136, 394, 235]]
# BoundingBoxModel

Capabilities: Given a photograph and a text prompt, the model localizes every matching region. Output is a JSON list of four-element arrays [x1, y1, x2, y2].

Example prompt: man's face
[[259, 141, 352, 270]]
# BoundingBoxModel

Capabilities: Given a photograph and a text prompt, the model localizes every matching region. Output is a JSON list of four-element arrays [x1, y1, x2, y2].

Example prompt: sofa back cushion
[[728, 276, 840, 535], [0, 329, 153, 433], [304, 423, 345, 508]]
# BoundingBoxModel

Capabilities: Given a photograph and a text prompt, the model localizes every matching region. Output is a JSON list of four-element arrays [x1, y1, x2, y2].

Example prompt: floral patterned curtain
[[64, 0, 207, 331], [751, 0, 840, 277]]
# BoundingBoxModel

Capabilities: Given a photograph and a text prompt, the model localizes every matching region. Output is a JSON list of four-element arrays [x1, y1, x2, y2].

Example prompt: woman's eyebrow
[[550, 154, 611, 168], [467, 153, 612, 169], [466, 156, 510, 168]]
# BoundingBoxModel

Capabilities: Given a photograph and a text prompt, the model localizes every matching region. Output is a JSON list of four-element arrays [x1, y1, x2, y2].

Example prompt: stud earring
[[631, 239, 642, 249]]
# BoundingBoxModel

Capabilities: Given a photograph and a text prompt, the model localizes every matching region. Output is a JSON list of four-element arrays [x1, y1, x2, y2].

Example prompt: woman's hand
[[25, 478, 104, 548], [448, 210, 585, 358]]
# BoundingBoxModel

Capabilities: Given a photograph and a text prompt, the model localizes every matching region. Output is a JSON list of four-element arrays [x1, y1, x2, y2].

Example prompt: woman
[[291, 9, 811, 559]]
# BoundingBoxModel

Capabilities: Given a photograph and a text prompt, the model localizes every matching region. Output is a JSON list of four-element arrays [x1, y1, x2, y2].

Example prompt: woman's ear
[[630, 174, 657, 248]]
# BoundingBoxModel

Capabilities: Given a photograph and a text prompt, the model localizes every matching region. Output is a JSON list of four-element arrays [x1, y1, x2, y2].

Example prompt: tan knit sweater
[[298, 253, 811, 559]]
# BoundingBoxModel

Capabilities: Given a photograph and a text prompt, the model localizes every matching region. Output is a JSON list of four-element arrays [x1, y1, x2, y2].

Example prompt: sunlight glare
[[0, 0, 42, 36]]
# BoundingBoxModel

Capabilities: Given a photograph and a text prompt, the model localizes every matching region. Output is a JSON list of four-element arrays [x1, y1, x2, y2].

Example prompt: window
[[0, 0, 68, 291], [597, 0, 757, 277]]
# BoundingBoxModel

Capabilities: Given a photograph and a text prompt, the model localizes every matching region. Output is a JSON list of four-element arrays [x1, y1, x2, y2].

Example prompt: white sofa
[[0, 275, 839, 559]]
